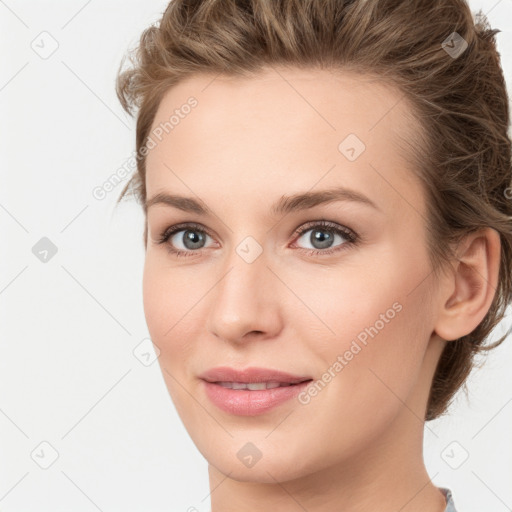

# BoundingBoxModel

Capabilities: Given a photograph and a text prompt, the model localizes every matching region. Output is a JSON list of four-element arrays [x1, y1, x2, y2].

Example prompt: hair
[[115, 0, 512, 421]]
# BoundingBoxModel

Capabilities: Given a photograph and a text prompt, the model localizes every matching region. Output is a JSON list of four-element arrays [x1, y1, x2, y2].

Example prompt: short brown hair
[[115, 0, 512, 421]]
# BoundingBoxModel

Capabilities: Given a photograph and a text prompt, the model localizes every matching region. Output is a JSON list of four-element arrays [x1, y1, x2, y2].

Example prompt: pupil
[[312, 229, 333, 249]]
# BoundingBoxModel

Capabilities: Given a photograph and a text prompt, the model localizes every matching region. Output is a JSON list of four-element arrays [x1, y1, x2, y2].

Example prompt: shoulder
[[438, 487, 458, 512]]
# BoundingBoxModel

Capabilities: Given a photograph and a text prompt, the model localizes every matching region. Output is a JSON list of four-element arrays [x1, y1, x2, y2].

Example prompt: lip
[[199, 366, 313, 416], [198, 366, 312, 384]]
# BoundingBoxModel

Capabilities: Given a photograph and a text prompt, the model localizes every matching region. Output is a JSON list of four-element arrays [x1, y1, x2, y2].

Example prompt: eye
[[292, 220, 357, 255], [156, 222, 215, 258], [155, 220, 359, 258]]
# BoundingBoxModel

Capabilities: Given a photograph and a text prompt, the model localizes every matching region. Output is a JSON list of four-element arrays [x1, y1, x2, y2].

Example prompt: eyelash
[[156, 220, 359, 258]]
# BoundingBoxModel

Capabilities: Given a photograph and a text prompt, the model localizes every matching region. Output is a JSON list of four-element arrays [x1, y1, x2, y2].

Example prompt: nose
[[206, 246, 283, 344]]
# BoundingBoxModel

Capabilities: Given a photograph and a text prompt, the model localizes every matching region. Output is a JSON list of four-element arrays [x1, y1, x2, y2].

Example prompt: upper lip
[[199, 366, 312, 384]]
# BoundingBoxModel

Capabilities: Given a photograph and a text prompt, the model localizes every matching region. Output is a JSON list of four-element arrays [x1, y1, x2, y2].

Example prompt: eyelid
[[158, 221, 215, 242], [291, 220, 356, 242]]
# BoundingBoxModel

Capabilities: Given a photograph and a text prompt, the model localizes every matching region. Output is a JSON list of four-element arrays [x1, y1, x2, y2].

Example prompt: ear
[[434, 227, 501, 342]]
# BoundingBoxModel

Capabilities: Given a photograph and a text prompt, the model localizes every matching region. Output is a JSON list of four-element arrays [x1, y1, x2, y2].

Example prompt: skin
[[142, 66, 501, 512]]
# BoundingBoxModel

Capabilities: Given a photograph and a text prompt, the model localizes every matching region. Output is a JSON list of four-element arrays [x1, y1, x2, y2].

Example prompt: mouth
[[212, 380, 313, 390], [200, 373, 314, 415], [198, 366, 314, 415]]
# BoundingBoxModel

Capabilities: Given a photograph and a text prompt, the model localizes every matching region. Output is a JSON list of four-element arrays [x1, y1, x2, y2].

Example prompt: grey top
[[206, 487, 458, 512], [440, 487, 457, 512]]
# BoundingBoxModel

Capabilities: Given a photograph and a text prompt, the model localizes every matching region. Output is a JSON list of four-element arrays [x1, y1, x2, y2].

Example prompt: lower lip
[[202, 380, 312, 416]]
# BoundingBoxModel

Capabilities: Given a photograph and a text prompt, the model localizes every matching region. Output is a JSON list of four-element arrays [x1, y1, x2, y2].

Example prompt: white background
[[1, 1, 511, 510]]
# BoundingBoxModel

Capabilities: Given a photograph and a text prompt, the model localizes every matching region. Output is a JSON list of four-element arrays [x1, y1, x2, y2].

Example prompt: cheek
[[142, 257, 200, 419], [142, 256, 197, 364], [287, 247, 429, 350], [279, 262, 432, 466], [302, 289, 426, 403], [142, 253, 196, 336], [142, 256, 171, 340], [289, 244, 432, 404]]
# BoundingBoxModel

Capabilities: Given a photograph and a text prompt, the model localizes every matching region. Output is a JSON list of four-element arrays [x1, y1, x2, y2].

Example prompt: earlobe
[[433, 228, 501, 342]]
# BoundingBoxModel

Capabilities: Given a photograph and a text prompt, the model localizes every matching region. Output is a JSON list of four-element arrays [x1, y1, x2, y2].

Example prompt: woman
[[115, 0, 512, 510]]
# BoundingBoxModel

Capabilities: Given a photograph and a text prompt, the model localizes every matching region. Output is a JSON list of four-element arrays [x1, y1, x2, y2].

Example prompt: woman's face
[[143, 67, 446, 483]]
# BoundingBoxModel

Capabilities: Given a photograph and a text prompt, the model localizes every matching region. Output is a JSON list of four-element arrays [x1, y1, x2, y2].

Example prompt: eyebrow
[[145, 186, 381, 216]]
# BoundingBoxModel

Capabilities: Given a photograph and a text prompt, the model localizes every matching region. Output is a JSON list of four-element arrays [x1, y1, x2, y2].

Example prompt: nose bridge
[[207, 240, 280, 341], [216, 243, 269, 315]]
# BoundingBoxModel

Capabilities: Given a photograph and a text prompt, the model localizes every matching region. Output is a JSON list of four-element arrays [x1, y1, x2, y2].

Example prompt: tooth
[[216, 381, 297, 390], [246, 382, 267, 390]]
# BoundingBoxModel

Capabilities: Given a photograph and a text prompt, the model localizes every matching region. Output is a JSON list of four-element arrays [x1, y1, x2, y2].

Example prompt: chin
[[203, 442, 320, 484]]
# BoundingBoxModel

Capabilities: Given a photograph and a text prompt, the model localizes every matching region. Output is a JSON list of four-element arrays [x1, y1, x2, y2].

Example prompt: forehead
[[149, 66, 414, 141], [145, 66, 424, 218]]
